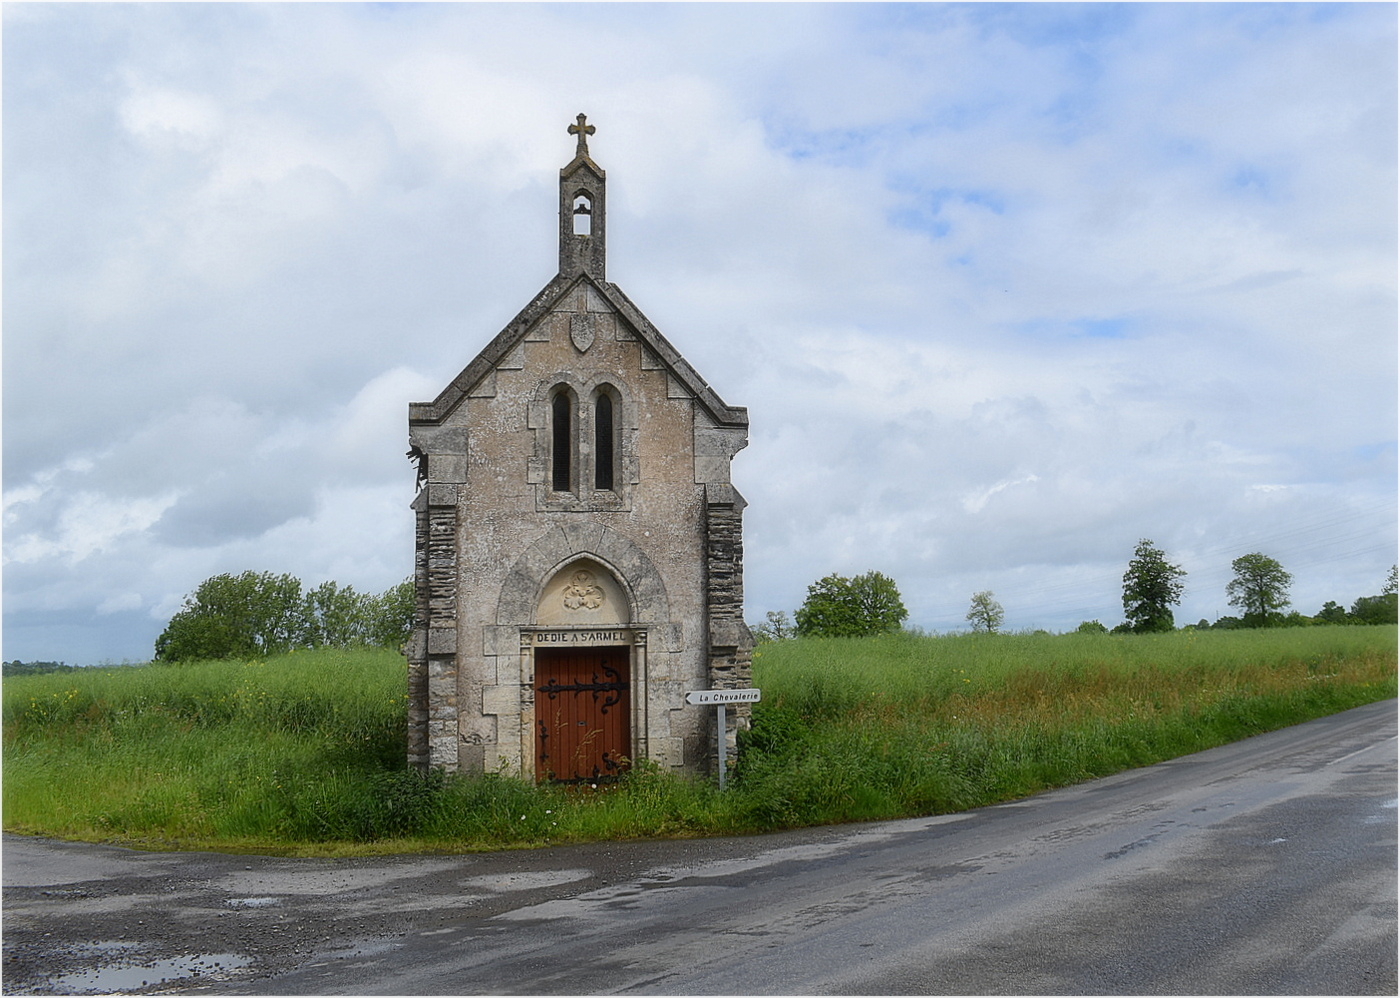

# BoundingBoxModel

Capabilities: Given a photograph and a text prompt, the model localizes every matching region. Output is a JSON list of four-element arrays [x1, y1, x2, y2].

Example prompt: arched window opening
[[573, 194, 592, 236], [594, 391, 615, 491], [551, 390, 573, 492]]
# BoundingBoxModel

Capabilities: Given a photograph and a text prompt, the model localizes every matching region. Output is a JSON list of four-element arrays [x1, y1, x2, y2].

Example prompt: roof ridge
[[410, 274, 747, 428]]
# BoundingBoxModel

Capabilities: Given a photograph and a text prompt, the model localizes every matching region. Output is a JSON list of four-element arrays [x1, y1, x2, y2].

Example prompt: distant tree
[[794, 572, 908, 638], [302, 580, 372, 647], [1076, 620, 1109, 634], [750, 610, 794, 644], [154, 612, 242, 663], [1386, 565, 1398, 596], [1350, 598, 1398, 628], [2, 661, 76, 676], [1121, 539, 1186, 633], [966, 591, 1004, 633], [156, 572, 414, 662], [1349, 595, 1396, 625], [1225, 553, 1293, 627], [1211, 615, 1245, 630], [1347, 564, 1400, 625], [1315, 601, 1349, 625], [365, 578, 415, 649], [155, 571, 304, 662]]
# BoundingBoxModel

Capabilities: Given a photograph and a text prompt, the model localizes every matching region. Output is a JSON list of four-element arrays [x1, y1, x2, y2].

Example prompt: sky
[[4, 2, 1396, 664]]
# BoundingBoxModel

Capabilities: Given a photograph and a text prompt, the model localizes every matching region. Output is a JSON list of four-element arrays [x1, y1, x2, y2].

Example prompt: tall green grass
[[3, 650, 406, 849], [738, 627, 1396, 825], [3, 628, 1393, 854]]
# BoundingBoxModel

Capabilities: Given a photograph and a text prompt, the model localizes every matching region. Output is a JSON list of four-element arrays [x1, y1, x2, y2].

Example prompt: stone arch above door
[[536, 558, 630, 627], [496, 522, 671, 626]]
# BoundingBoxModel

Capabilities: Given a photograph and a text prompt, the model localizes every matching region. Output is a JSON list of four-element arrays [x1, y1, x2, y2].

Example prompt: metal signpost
[[686, 688, 761, 789]]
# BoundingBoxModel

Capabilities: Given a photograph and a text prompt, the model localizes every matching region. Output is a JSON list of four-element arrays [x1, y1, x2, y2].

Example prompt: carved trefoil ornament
[[569, 313, 595, 353], [562, 570, 605, 611]]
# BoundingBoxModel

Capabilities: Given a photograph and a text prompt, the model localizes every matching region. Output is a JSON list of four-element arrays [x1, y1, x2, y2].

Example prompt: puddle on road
[[52, 945, 252, 994], [458, 868, 592, 892]]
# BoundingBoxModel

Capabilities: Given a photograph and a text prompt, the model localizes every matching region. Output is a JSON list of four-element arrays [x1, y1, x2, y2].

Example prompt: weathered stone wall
[[704, 484, 754, 774], [408, 124, 750, 780], [410, 280, 745, 777]]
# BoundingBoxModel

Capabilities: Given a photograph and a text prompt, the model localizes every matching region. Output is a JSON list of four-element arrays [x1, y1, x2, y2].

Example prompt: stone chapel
[[405, 116, 753, 782]]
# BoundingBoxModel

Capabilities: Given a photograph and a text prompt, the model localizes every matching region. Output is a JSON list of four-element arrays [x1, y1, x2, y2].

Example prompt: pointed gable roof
[[412, 116, 745, 431], [408, 270, 747, 428]]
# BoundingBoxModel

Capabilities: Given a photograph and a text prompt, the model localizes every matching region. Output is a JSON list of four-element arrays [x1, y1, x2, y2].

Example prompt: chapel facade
[[405, 116, 753, 782]]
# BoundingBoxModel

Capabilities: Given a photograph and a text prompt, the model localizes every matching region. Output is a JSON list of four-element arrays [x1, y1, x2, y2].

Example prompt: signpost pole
[[717, 703, 727, 791], [684, 688, 760, 792]]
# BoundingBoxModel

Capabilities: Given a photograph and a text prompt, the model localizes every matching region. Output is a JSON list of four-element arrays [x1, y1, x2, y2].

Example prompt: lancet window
[[594, 389, 616, 491], [551, 388, 575, 492]]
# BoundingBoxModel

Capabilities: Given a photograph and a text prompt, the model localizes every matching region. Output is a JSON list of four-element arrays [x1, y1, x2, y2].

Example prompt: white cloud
[[5, 490, 182, 566], [4, 3, 1394, 660], [97, 592, 143, 616], [119, 86, 223, 145]]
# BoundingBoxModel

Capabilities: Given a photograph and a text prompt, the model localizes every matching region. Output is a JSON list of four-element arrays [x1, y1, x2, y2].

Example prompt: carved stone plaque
[[570, 314, 595, 353]]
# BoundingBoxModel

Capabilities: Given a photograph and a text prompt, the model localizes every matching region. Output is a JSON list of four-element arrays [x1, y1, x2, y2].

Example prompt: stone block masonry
[[405, 116, 752, 781]]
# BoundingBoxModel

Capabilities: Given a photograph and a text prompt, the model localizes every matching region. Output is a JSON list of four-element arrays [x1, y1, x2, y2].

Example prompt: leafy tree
[[1315, 601, 1349, 625], [155, 572, 416, 662], [154, 611, 244, 663], [155, 571, 304, 662], [365, 578, 415, 649], [794, 572, 908, 638], [750, 610, 794, 644], [1076, 620, 1109, 634], [1225, 553, 1293, 627], [1350, 595, 1397, 625], [1343, 566, 1398, 626], [966, 591, 1004, 633], [302, 580, 372, 647], [1121, 539, 1185, 633]]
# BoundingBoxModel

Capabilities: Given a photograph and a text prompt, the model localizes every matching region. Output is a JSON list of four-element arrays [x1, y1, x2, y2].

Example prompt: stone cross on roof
[[568, 113, 595, 158]]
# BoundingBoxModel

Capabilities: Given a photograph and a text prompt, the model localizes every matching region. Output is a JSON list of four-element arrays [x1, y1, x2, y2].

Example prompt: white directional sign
[[686, 688, 761, 705], [687, 688, 761, 790]]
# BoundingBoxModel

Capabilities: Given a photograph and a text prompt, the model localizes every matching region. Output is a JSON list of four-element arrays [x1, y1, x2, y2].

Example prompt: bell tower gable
[[559, 113, 606, 280]]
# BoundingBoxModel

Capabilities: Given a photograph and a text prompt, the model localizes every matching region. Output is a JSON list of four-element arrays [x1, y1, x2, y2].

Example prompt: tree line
[[2, 660, 80, 676], [1104, 541, 1396, 634], [154, 571, 414, 662], [753, 544, 1397, 641]]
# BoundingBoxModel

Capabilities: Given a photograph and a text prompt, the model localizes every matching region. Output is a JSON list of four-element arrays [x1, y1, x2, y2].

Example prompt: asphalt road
[[4, 699, 1395, 996]]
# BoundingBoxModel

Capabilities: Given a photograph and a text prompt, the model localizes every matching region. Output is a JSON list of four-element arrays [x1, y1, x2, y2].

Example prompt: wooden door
[[534, 647, 630, 783]]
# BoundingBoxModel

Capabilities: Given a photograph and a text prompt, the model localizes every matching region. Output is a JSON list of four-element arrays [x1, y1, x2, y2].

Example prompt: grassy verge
[[3, 628, 1393, 855]]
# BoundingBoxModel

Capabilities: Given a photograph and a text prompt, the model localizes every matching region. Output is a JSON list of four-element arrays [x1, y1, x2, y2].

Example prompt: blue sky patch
[[1076, 318, 1130, 339], [887, 182, 1009, 238], [1353, 441, 1397, 463], [1016, 317, 1132, 340]]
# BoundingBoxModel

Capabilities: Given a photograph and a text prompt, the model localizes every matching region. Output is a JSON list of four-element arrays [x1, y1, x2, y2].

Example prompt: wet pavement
[[3, 699, 1395, 995]]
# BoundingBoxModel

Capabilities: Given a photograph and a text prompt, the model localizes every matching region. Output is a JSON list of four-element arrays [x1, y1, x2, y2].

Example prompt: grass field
[[3, 627, 1394, 855]]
